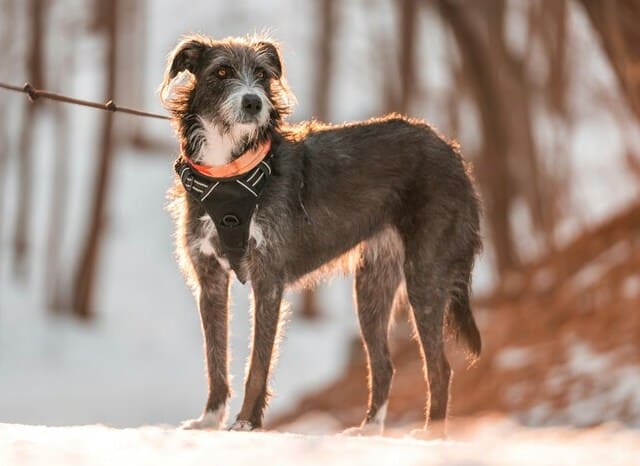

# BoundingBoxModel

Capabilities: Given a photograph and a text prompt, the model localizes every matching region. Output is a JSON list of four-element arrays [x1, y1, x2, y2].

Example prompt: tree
[[13, 0, 47, 279], [45, 11, 75, 311], [436, 0, 572, 278], [398, 0, 419, 114], [438, 0, 518, 275], [0, 0, 17, 283], [579, 0, 640, 121], [72, 0, 120, 318], [299, 0, 339, 320]]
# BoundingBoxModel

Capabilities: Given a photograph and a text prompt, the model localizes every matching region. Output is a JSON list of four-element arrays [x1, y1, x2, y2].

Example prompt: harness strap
[[175, 150, 274, 283]]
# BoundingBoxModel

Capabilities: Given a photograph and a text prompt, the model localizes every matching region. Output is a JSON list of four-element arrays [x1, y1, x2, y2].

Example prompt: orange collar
[[187, 139, 271, 179]]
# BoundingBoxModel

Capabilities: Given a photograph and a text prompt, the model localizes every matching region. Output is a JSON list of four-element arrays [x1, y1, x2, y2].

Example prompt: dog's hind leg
[[403, 248, 452, 439], [343, 228, 403, 436]]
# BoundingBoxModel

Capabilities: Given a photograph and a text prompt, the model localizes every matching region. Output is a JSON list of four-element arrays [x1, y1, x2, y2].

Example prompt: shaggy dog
[[161, 34, 482, 437]]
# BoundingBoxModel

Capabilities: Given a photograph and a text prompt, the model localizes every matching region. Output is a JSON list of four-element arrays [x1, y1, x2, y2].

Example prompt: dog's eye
[[216, 67, 230, 79], [255, 68, 265, 80]]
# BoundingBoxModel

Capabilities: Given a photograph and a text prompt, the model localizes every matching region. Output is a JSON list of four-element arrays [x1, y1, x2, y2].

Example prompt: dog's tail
[[447, 266, 482, 363]]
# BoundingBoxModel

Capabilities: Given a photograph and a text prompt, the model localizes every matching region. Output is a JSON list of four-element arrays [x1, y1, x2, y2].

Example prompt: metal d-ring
[[221, 214, 240, 227]]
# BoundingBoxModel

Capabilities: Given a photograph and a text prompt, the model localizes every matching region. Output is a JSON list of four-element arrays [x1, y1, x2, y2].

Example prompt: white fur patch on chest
[[249, 216, 265, 248], [191, 117, 258, 167], [196, 215, 230, 270]]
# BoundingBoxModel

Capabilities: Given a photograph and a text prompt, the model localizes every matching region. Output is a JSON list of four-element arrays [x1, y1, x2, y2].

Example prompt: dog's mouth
[[240, 114, 260, 125], [225, 120, 263, 156], [213, 107, 268, 133]]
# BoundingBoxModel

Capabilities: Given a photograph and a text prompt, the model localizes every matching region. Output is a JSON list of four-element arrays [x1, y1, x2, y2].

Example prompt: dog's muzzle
[[241, 93, 262, 117]]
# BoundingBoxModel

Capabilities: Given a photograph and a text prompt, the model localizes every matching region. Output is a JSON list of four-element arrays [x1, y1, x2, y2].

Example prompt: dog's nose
[[242, 94, 262, 116]]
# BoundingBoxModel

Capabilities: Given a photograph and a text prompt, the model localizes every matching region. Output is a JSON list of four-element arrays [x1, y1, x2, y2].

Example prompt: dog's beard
[[189, 116, 264, 167], [207, 85, 272, 161], [218, 82, 272, 128]]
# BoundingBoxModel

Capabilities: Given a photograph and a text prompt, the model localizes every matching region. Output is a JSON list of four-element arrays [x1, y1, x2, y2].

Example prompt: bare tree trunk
[[377, 0, 420, 113], [363, 0, 399, 113], [487, 0, 557, 252], [399, 0, 419, 114], [0, 0, 14, 317], [72, 0, 119, 319], [0, 0, 16, 274], [312, 0, 336, 121], [46, 104, 71, 311], [299, 0, 338, 320], [541, 0, 568, 115], [579, 0, 640, 121], [437, 0, 572, 274], [45, 21, 75, 312], [117, 0, 145, 147], [438, 0, 519, 276], [124, 0, 170, 153], [13, 0, 46, 279]]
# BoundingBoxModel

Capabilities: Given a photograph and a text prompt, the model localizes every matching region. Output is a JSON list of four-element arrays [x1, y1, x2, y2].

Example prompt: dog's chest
[[193, 214, 265, 270]]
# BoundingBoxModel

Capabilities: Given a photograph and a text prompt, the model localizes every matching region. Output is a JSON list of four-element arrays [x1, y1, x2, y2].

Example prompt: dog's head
[[160, 35, 294, 162]]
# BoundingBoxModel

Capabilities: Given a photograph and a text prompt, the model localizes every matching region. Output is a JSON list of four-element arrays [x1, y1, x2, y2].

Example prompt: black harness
[[174, 152, 274, 283]]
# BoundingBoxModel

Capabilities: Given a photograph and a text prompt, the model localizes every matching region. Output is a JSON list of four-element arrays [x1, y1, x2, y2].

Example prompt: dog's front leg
[[231, 278, 284, 431], [181, 262, 231, 430]]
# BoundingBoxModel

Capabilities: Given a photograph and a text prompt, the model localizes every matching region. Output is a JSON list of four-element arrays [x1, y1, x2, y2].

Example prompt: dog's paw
[[180, 418, 215, 430], [180, 410, 225, 430], [228, 420, 254, 432], [342, 423, 383, 437]]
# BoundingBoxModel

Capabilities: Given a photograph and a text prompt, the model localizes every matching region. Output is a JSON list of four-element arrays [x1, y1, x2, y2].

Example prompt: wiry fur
[[162, 34, 483, 435]]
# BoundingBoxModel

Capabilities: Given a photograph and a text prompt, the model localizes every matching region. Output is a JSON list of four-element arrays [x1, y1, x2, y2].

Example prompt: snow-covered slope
[[1, 422, 638, 466]]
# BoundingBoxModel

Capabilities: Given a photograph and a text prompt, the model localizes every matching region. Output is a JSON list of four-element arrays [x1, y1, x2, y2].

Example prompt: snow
[[622, 275, 640, 298], [0, 0, 637, 438], [496, 347, 534, 371], [532, 267, 555, 292], [1, 422, 639, 466], [570, 241, 630, 292], [520, 341, 640, 427]]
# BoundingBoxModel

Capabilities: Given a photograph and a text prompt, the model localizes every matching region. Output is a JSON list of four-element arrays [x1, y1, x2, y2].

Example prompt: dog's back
[[257, 115, 481, 292]]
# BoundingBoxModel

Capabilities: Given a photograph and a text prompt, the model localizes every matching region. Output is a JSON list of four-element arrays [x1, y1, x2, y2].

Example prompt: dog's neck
[[187, 138, 271, 178], [187, 116, 260, 167]]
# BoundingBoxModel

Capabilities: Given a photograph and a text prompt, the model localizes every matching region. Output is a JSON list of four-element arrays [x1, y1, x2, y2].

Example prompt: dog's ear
[[160, 38, 208, 108], [167, 38, 208, 79], [256, 40, 283, 79]]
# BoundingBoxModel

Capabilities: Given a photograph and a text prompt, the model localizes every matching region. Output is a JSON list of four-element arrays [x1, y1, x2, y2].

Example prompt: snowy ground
[[1, 421, 639, 466], [1, 0, 637, 435]]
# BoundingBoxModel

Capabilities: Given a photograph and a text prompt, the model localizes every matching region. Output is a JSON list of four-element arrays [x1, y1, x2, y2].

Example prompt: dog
[[160, 34, 482, 437]]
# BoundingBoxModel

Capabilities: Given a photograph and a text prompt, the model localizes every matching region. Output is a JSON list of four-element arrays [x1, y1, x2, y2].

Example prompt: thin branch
[[0, 81, 169, 120]]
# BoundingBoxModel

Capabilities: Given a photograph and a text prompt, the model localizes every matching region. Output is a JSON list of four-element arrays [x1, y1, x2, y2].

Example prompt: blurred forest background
[[0, 0, 639, 431]]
